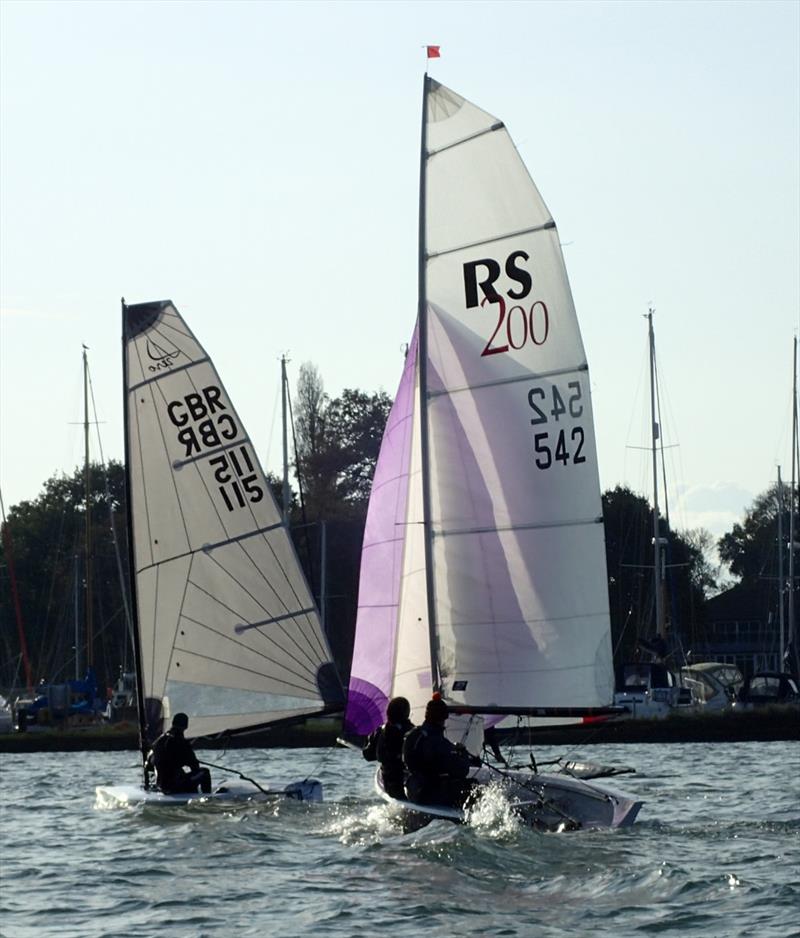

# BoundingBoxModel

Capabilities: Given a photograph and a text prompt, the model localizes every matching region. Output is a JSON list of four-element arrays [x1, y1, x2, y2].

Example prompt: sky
[[1, 0, 798, 543]]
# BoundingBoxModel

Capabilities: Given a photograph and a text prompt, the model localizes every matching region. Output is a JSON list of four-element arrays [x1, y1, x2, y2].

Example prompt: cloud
[[674, 482, 756, 538]]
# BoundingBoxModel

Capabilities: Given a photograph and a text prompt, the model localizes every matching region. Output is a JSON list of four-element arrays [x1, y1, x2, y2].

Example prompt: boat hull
[[95, 778, 323, 808], [376, 767, 642, 831]]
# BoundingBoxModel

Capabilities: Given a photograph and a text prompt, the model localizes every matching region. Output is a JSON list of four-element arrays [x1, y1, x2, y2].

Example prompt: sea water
[[1, 740, 798, 938]]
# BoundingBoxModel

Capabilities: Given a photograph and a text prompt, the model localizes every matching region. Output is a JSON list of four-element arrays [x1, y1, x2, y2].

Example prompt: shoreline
[[1, 707, 797, 754]]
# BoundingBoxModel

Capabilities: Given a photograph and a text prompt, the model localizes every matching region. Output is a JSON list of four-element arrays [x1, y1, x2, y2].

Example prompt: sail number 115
[[528, 381, 586, 470]]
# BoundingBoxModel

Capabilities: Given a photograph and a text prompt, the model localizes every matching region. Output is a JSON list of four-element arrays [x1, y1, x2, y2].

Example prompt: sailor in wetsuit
[[402, 697, 481, 807], [146, 712, 211, 794], [362, 696, 414, 799]]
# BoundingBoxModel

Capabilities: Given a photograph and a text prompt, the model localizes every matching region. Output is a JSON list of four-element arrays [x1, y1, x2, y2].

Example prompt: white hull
[[95, 778, 323, 809], [376, 767, 642, 832]]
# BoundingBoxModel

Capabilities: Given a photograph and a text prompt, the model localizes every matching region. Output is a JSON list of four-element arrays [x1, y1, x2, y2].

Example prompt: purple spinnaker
[[344, 328, 419, 736]]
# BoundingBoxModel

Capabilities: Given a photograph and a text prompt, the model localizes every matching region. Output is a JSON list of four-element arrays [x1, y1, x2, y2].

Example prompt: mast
[[647, 310, 665, 639], [417, 73, 441, 695], [82, 346, 93, 670], [789, 337, 797, 673], [777, 465, 785, 665], [120, 299, 151, 782], [73, 553, 80, 680], [281, 354, 290, 525]]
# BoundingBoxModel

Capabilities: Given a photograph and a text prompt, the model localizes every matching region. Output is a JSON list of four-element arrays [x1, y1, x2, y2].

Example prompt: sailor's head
[[171, 712, 189, 731], [386, 696, 411, 723], [424, 696, 449, 726]]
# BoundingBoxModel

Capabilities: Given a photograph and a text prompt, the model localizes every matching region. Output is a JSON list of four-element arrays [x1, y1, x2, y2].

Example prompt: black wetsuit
[[402, 721, 476, 807], [147, 728, 211, 794], [362, 719, 414, 799]]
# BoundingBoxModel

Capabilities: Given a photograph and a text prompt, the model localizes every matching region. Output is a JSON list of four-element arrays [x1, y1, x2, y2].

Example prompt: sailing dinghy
[[96, 300, 342, 807], [343, 77, 642, 831]]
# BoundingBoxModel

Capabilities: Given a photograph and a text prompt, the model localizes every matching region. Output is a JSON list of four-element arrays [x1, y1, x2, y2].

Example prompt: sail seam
[[173, 646, 319, 695], [181, 594, 321, 676], [427, 121, 504, 158], [129, 356, 211, 391], [440, 613, 607, 629], [427, 363, 588, 399], [197, 554, 324, 670], [427, 220, 556, 260], [432, 516, 603, 538], [155, 355, 328, 668]]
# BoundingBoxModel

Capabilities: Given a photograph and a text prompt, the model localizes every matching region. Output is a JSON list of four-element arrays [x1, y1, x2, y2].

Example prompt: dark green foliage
[[292, 363, 392, 520], [602, 485, 709, 662], [718, 482, 798, 584], [0, 461, 131, 693]]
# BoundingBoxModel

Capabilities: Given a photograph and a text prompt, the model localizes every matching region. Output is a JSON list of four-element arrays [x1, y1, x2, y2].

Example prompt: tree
[[289, 367, 394, 680], [325, 389, 392, 505], [717, 482, 798, 584], [0, 461, 130, 693], [292, 363, 392, 519], [602, 485, 711, 665], [683, 527, 725, 596]]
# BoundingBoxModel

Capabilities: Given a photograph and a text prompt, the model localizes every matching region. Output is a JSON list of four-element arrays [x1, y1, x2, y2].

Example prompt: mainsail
[[123, 300, 341, 745], [346, 78, 613, 735]]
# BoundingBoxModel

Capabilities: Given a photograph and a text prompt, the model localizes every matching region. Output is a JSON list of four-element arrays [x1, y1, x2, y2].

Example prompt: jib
[[167, 385, 238, 457], [463, 250, 532, 308]]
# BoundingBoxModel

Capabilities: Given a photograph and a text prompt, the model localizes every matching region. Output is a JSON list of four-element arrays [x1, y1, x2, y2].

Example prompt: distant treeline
[[0, 364, 794, 694]]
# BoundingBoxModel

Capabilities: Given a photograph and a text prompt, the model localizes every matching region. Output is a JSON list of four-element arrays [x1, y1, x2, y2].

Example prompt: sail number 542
[[528, 382, 586, 469]]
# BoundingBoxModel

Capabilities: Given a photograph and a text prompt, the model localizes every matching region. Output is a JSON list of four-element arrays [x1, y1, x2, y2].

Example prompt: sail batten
[[427, 363, 589, 398], [427, 120, 505, 158], [124, 300, 341, 743], [427, 220, 556, 259], [234, 608, 319, 633], [432, 516, 604, 539]]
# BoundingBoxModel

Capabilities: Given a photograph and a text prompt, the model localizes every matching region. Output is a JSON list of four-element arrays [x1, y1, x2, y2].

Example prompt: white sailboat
[[344, 77, 641, 830], [97, 300, 343, 807]]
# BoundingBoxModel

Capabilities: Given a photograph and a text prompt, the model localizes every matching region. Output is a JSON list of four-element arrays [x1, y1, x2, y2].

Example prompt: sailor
[[145, 712, 212, 794], [402, 696, 480, 807], [362, 696, 414, 799]]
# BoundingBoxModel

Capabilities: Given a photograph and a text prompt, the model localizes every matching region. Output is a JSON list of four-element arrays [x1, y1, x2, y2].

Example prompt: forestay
[[124, 300, 341, 741]]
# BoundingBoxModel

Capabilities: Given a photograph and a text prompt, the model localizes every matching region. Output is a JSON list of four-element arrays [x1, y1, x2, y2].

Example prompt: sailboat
[[343, 77, 642, 830], [96, 300, 343, 807], [614, 311, 697, 717]]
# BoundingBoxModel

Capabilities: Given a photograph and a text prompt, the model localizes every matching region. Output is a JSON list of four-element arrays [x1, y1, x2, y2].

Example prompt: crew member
[[402, 697, 480, 807], [362, 696, 414, 799], [146, 712, 211, 794]]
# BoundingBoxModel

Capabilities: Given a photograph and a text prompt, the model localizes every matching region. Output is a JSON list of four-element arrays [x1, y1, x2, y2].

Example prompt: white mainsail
[[346, 78, 613, 735], [422, 79, 613, 712], [124, 300, 341, 742]]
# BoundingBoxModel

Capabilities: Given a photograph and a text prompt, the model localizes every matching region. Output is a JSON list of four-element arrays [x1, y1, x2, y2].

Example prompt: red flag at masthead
[[426, 45, 441, 59]]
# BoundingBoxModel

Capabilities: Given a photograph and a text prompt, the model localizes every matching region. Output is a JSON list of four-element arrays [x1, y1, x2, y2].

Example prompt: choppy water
[[1, 741, 798, 938]]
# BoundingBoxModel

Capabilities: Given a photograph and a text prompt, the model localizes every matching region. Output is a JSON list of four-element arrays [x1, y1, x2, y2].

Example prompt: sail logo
[[146, 337, 182, 373], [462, 251, 550, 357]]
